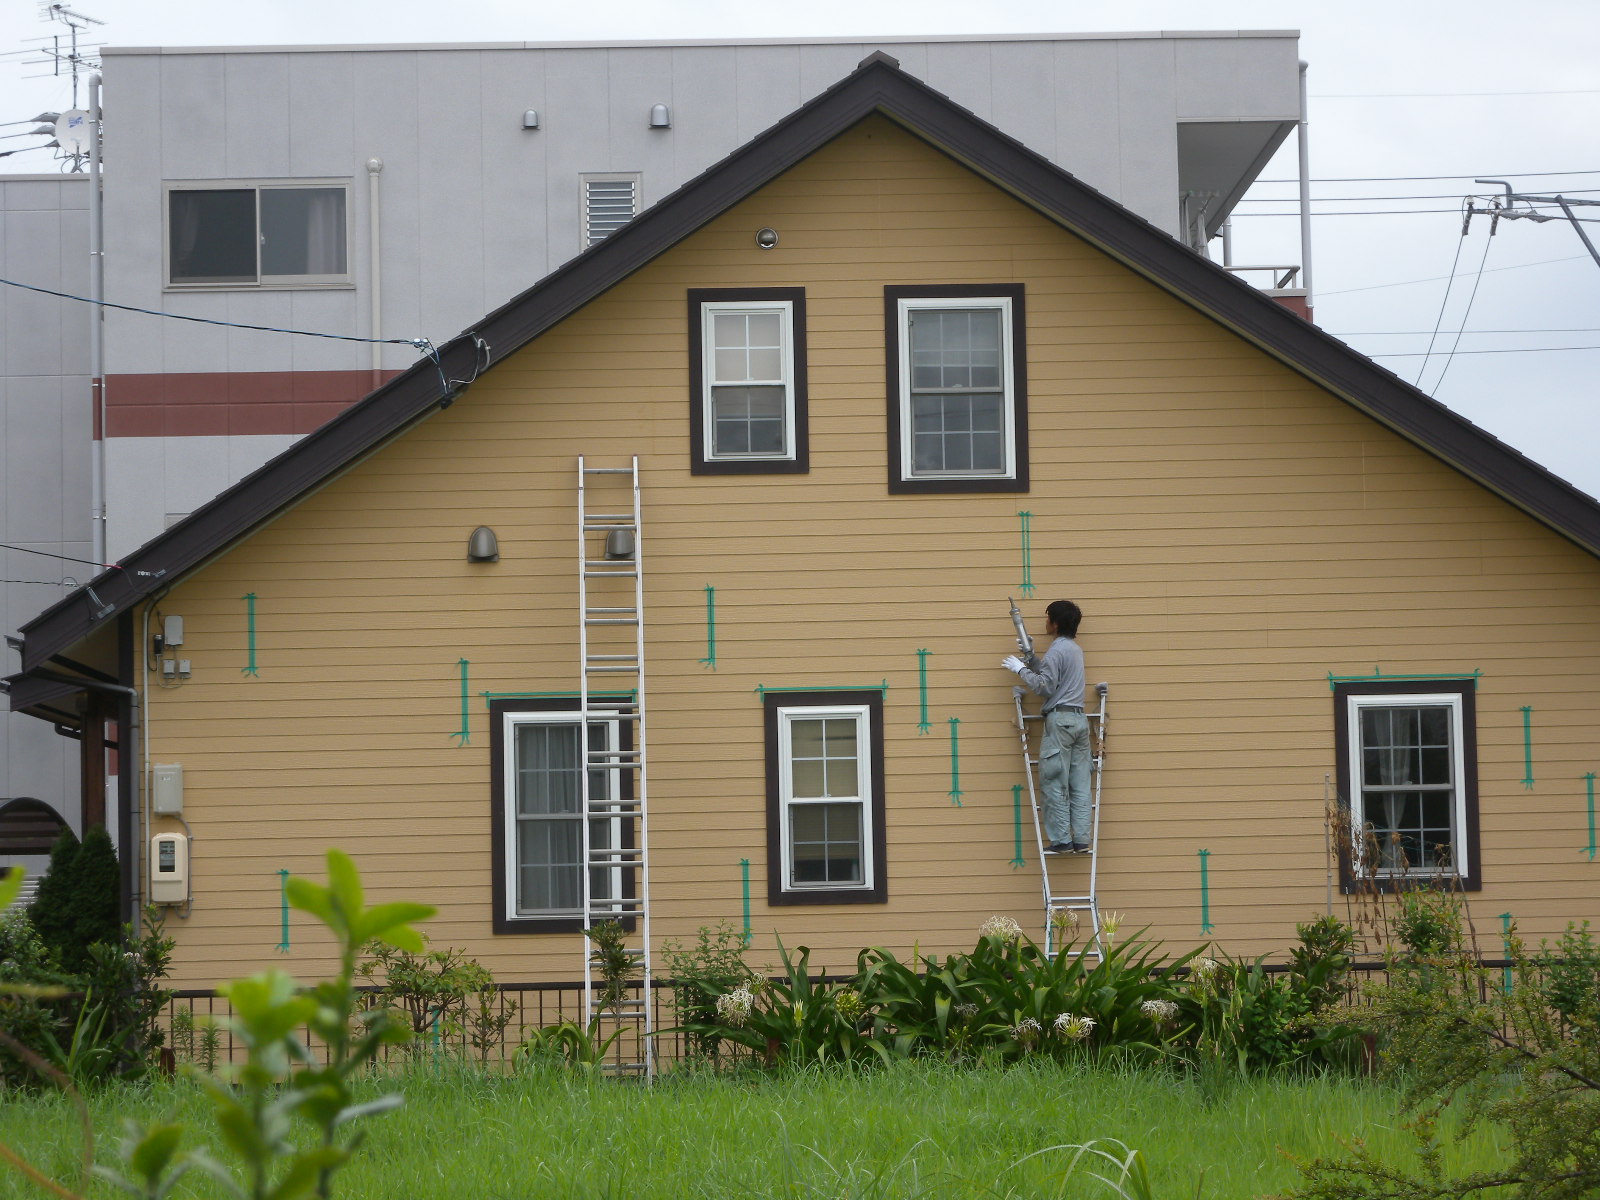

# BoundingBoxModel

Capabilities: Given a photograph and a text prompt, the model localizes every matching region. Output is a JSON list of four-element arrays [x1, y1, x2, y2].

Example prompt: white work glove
[[1001, 655, 1025, 674]]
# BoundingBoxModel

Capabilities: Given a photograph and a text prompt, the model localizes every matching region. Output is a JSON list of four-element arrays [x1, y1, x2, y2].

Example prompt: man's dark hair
[[1046, 599, 1082, 639]]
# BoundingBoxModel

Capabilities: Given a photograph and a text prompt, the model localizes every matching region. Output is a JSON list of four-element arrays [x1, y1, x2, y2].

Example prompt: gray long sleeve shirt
[[1016, 636, 1085, 711]]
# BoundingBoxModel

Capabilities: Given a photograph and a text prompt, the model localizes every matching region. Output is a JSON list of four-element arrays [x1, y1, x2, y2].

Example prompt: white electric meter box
[[150, 833, 189, 904], [152, 763, 184, 815]]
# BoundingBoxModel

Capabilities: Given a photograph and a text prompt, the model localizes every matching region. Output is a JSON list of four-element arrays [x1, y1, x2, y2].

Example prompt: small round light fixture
[[755, 227, 779, 250], [467, 526, 500, 563]]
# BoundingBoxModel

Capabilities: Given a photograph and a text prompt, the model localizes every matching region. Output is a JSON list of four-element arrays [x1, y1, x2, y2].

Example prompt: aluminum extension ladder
[[576, 455, 654, 1077], [1012, 681, 1109, 959]]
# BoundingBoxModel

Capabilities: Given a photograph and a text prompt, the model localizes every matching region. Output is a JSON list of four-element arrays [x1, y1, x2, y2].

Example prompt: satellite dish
[[54, 108, 90, 154]]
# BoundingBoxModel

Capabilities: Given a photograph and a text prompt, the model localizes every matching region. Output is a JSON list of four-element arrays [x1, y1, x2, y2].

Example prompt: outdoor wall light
[[649, 103, 671, 129], [604, 529, 635, 560], [467, 526, 500, 562], [522, 109, 541, 130], [755, 227, 779, 249]]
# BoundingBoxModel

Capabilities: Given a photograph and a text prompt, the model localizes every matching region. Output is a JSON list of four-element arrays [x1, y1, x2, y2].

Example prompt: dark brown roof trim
[[18, 55, 1600, 670]]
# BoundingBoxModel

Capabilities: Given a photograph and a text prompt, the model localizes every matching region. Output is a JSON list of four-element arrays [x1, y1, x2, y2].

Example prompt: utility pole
[[1469, 180, 1600, 271]]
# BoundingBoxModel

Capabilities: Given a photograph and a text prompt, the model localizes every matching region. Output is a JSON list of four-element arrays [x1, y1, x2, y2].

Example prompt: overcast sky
[[3, 0, 1597, 496]]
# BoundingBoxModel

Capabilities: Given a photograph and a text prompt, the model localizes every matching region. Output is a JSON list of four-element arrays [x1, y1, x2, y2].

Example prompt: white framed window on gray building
[[165, 181, 350, 288], [1332, 678, 1481, 891], [884, 285, 1029, 495], [687, 288, 809, 475], [581, 172, 641, 246]]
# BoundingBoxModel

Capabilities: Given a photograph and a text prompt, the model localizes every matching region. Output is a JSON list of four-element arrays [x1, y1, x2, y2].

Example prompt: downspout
[[89, 72, 106, 566], [367, 158, 384, 388], [1297, 60, 1314, 312]]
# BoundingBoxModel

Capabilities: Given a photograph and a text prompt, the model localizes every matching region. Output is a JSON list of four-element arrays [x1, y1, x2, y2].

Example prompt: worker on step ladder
[[1003, 599, 1091, 855]]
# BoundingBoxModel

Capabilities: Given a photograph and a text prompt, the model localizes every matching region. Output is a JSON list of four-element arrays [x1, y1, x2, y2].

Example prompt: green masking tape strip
[[1521, 707, 1535, 789], [1499, 912, 1514, 992], [755, 682, 888, 700], [740, 858, 751, 947], [1198, 849, 1214, 933], [452, 659, 471, 745], [242, 592, 259, 677], [1585, 773, 1596, 861], [1011, 784, 1025, 867], [480, 689, 635, 706], [917, 649, 931, 734], [948, 717, 963, 806], [1325, 667, 1481, 691], [699, 585, 716, 669], [276, 868, 290, 952], [1018, 511, 1035, 596]]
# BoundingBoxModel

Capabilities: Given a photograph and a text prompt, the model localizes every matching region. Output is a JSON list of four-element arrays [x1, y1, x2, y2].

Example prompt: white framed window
[[886, 286, 1027, 493], [687, 288, 808, 473], [581, 172, 640, 246], [493, 702, 627, 930], [1334, 680, 1480, 889], [763, 690, 886, 904], [165, 181, 350, 288]]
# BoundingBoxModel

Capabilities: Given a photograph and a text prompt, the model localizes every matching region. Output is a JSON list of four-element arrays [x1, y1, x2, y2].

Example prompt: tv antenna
[[0, 4, 104, 170]]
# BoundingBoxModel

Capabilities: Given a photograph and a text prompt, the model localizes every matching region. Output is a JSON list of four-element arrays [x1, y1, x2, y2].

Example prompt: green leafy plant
[[585, 920, 640, 1017], [514, 1018, 626, 1072], [88, 849, 435, 1200], [661, 920, 759, 1060], [355, 938, 493, 1056]]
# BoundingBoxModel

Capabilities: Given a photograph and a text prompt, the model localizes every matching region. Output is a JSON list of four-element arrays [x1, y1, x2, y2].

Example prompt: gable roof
[[13, 51, 1600, 682]]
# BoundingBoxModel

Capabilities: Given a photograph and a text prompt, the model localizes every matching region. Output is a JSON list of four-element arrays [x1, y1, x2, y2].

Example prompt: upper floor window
[[688, 288, 808, 474], [166, 182, 349, 288], [582, 173, 640, 246], [885, 285, 1029, 494], [1333, 679, 1480, 891]]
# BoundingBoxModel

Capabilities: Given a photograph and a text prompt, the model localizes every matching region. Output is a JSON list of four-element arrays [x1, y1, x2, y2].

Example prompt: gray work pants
[[1039, 710, 1092, 846]]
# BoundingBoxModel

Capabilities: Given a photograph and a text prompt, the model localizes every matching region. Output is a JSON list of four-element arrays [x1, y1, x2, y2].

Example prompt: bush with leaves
[[661, 920, 760, 1061], [356, 938, 494, 1056], [1282, 910, 1600, 1199], [0, 903, 70, 1089]]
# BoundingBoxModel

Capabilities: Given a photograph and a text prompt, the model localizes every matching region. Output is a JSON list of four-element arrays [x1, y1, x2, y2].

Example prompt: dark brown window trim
[[884, 283, 1029, 495], [1332, 677, 1481, 894], [688, 287, 809, 475], [764, 689, 887, 906], [490, 696, 637, 935]]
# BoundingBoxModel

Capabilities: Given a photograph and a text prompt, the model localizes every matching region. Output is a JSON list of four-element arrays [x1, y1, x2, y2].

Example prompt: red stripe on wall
[[104, 370, 403, 437]]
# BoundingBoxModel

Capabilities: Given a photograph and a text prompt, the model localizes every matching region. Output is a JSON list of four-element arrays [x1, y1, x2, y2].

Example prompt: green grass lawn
[[0, 1061, 1506, 1199]]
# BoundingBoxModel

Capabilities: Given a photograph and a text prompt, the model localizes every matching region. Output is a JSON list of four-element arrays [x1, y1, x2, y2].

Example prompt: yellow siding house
[[11, 55, 1600, 993]]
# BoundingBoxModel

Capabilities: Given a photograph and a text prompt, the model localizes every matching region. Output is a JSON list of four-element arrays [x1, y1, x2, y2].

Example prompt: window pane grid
[[1352, 700, 1461, 877], [169, 186, 347, 285], [704, 303, 792, 460], [511, 719, 619, 917], [902, 301, 1011, 478]]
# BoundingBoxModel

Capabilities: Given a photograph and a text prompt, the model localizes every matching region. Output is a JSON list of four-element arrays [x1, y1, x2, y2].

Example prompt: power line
[[1415, 223, 1470, 386], [1238, 187, 1600, 203], [0, 275, 431, 349], [1259, 170, 1600, 184], [1369, 345, 1600, 358], [1428, 228, 1496, 394], [1319, 255, 1587, 296], [1, 578, 74, 587], [1337, 328, 1600, 336], [1311, 88, 1600, 98], [1, 543, 102, 567]]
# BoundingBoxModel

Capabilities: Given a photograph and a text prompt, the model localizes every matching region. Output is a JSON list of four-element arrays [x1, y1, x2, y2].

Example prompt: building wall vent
[[583, 174, 640, 247]]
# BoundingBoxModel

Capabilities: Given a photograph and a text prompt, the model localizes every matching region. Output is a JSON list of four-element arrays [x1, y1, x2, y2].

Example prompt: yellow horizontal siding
[[141, 116, 1600, 989]]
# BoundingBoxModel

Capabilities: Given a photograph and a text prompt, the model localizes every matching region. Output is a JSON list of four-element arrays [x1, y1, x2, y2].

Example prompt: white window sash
[[1344, 691, 1468, 879], [777, 703, 873, 891], [897, 296, 1017, 480], [700, 299, 797, 462], [502, 711, 622, 920]]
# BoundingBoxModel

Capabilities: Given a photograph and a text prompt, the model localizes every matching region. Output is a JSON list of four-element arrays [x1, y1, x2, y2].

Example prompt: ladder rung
[[589, 804, 643, 817], [586, 665, 639, 674], [583, 467, 635, 475], [587, 654, 638, 662], [585, 512, 634, 521], [586, 618, 639, 626], [590, 849, 644, 864], [585, 570, 639, 579], [590, 899, 645, 914]]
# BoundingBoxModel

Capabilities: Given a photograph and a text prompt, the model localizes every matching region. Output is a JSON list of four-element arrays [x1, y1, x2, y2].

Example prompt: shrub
[[356, 938, 495, 1055], [661, 920, 760, 1060]]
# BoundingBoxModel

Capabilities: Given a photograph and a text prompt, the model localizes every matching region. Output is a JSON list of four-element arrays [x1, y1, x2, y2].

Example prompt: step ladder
[[577, 455, 654, 1078], [1013, 681, 1109, 959]]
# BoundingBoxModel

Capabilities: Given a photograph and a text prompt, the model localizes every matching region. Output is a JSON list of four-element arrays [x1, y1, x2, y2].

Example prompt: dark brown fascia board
[[4, 672, 85, 717], [18, 56, 1600, 669]]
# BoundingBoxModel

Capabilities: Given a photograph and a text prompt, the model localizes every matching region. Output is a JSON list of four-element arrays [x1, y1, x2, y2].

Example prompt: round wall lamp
[[755, 227, 779, 249], [467, 526, 500, 562]]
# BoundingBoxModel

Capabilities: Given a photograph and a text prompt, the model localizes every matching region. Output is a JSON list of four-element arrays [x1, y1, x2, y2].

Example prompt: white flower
[[1197, 958, 1219, 976], [1012, 1016, 1042, 1048], [1052, 1012, 1096, 1041], [954, 1002, 979, 1020], [715, 985, 754, 1028], [1140, 998, 1179, 1023], [981, 915, 1024, 942]]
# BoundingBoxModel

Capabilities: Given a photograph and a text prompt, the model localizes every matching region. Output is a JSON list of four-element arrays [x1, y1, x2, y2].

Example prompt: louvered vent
[[585, 176, 638, 245]]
